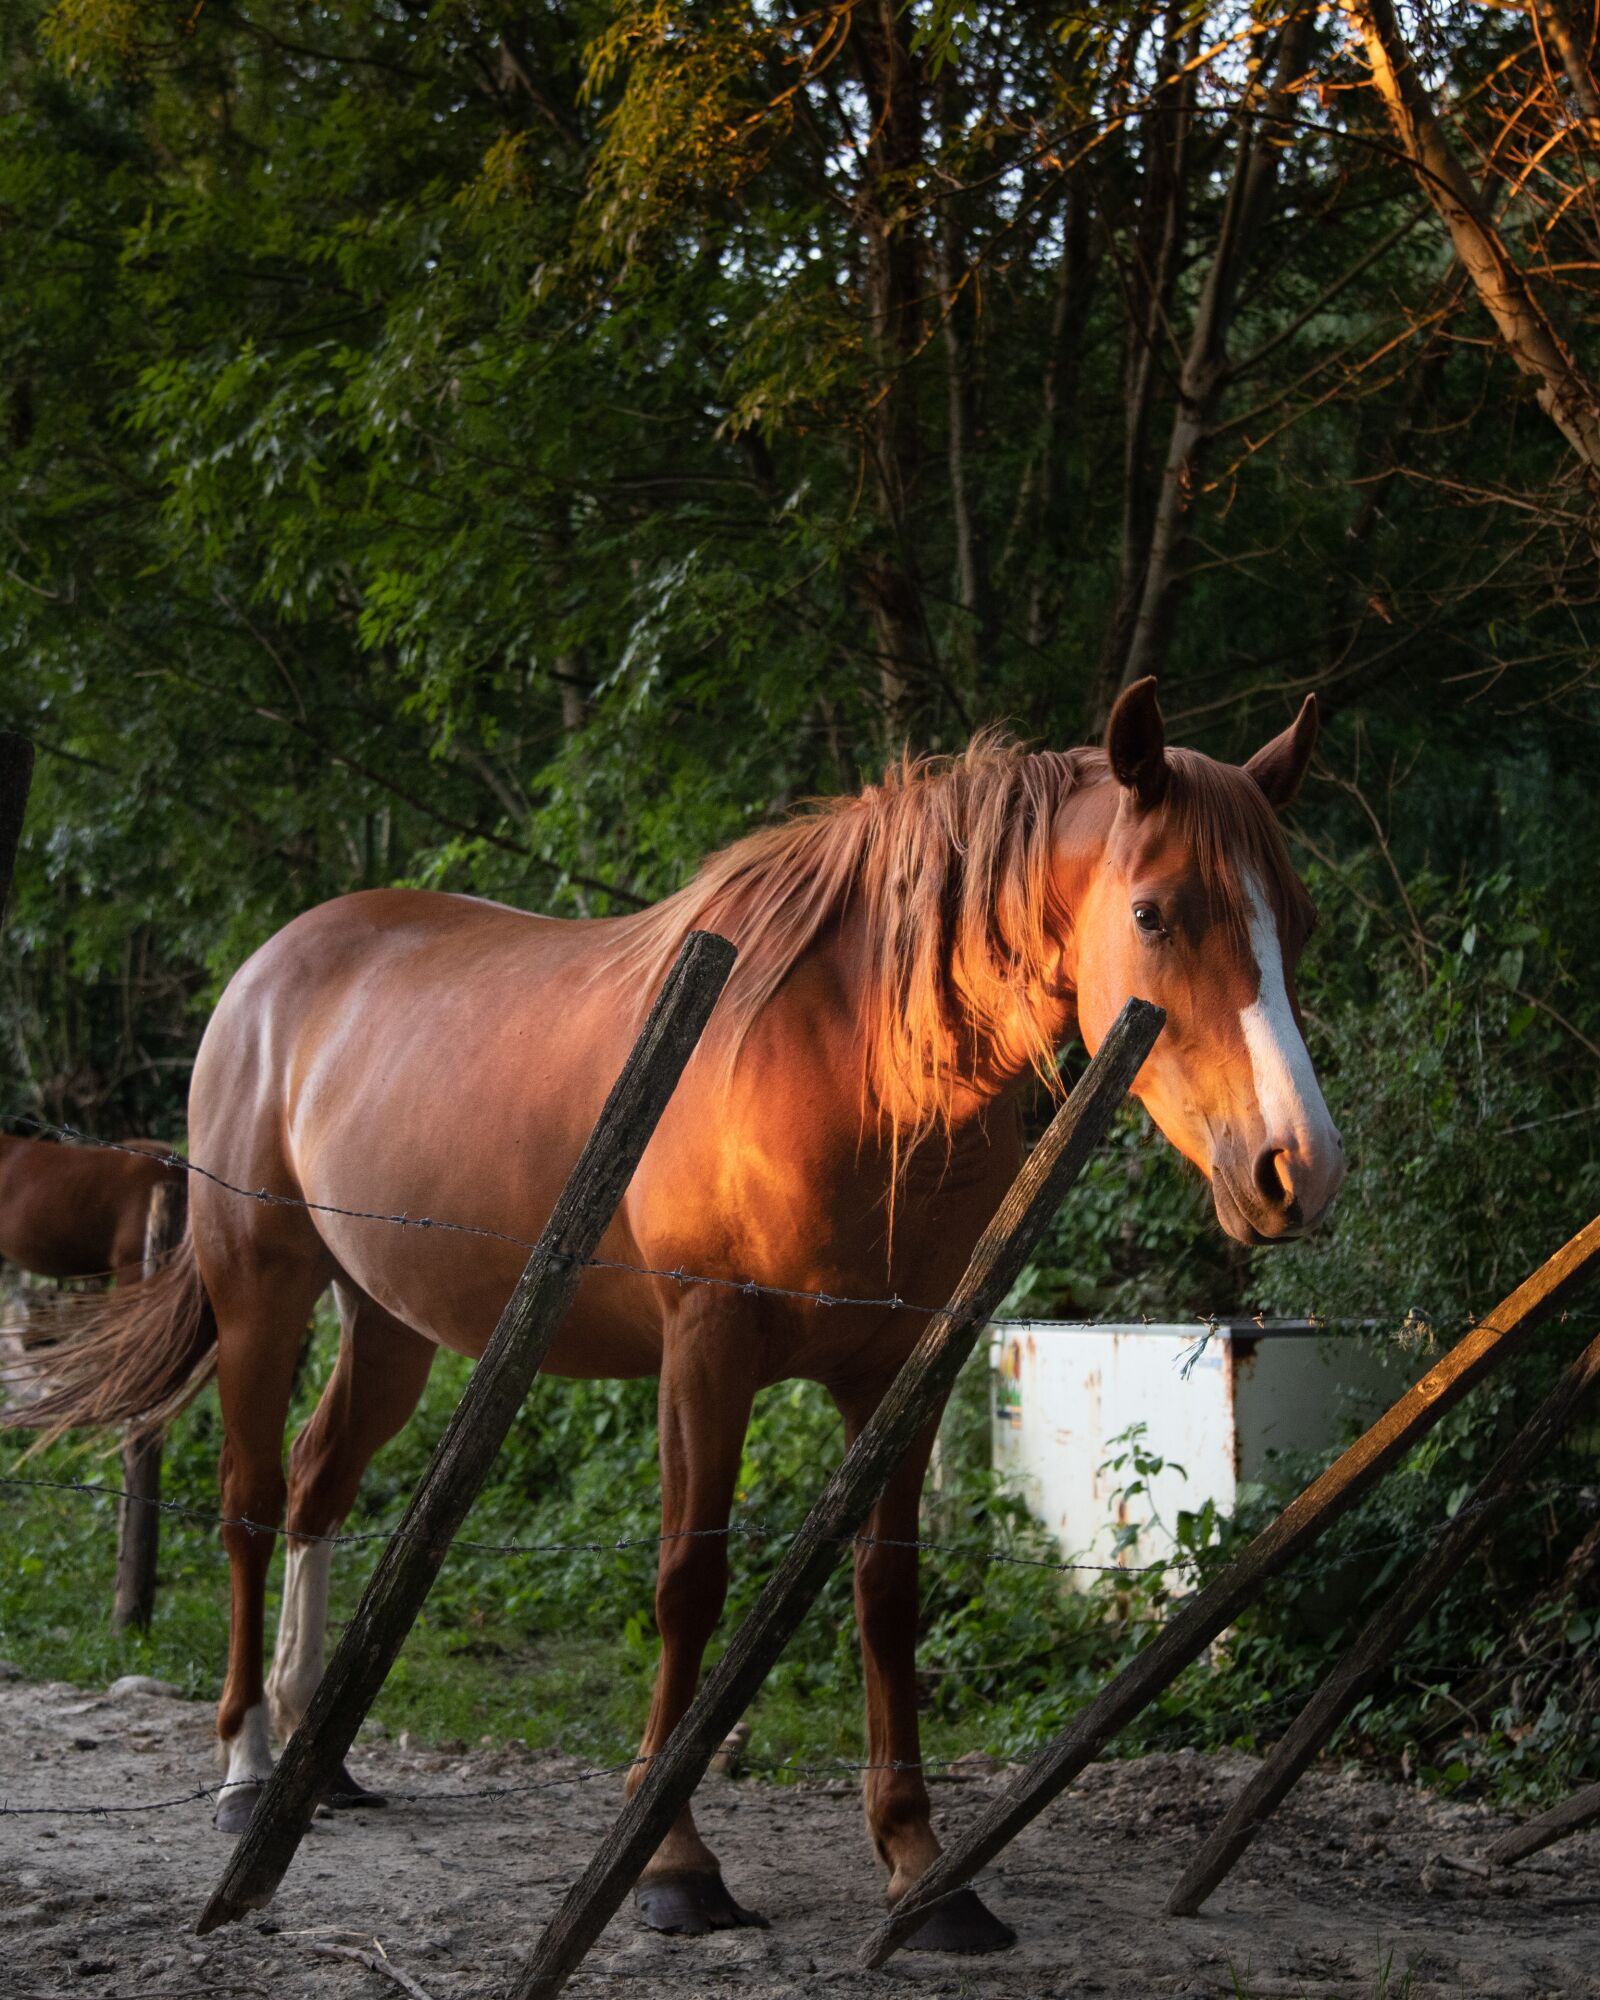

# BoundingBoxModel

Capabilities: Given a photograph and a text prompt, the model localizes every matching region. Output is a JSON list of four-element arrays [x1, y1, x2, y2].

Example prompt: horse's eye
[[1132, 902, 1166, 937]]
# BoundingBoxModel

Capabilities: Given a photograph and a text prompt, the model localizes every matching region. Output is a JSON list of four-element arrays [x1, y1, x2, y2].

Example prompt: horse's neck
[[828, 775, 1115, 1138], [938, 774, 1113, 1097], [1053, 763, 1119, 891]]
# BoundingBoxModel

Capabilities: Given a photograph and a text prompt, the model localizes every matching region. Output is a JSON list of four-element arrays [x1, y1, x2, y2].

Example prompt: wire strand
[[3, 1113, 1583, 1337]]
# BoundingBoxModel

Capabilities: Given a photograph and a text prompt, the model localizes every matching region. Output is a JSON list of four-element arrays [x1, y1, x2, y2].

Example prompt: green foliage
[[0, 0, 1597, 1805]]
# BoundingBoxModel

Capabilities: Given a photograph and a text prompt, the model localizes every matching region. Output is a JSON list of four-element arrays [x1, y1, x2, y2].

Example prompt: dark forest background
[[3, 0, 1600, 1799]]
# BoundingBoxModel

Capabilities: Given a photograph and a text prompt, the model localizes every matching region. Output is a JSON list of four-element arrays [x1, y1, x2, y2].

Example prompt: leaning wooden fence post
[[112, 1177, 187, 1634], [513, 995, 1166, 2000], [196, 928, 737, 1935], [1167, 1304, 1600, 1916], [0, 732, 35, 925], [860, 1210, 1600, 1969], [1484, 1777, 1600, 1868]]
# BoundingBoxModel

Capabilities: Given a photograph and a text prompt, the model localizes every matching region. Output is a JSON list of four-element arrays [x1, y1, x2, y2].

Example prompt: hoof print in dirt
[[900, 1886, 1016, 1955], [634, 1873, 770, 1935], [214, 1782, 263, 1836], [324, 1762, 387, 1810]]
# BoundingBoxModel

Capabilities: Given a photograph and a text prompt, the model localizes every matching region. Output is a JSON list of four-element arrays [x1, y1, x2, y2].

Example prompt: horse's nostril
[[1254, 1146, 1294, 1210]]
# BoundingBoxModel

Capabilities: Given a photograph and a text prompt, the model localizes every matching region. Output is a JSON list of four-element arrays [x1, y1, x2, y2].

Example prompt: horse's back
[[199, 888, 628, 1078], [187, 889, 661, 1360]]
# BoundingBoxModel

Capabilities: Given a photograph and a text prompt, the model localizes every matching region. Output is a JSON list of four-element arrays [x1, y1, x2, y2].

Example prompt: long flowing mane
[[597, 731, 1308, 1155], [598, 733, 1082, 1157]]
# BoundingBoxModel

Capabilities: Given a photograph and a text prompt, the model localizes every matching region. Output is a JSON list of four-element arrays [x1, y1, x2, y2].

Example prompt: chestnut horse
[[0, 1133, 182, 1285], [12, 682, 1342, 1951]]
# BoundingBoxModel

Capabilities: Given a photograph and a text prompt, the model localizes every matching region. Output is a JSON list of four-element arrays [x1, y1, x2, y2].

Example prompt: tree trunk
[[1529, 0, 1600, 132], [849, 0, 933, 743], [1021, 175, 1102, 660], [1094, 3, 1195, 709], [1116, 5, 1316, 695], [1343, 0, 1600, 475], [934, 71, 994, 683]]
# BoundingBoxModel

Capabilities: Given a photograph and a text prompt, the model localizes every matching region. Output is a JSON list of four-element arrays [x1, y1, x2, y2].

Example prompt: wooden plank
[[860, 1209, 1600, 1969], [195, 928, 737, 1934], [1485, 1779, 1600, 1868], [513, 995, 1167, 2000], [113, 1179, 188, 1634], [1167, 1318, 1600, 1915], [0, 732, 34, 924]]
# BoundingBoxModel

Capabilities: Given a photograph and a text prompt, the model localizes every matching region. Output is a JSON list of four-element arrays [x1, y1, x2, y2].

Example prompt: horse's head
[[1068, 678, 1343, 1245]]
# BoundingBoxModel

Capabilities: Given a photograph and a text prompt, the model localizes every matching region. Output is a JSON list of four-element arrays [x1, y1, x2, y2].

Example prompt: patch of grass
[[5, 1295, 1572, 1817], [1225, 1949, 1425, 1999], [0, 1328, 1350, 1782], [0, 1417, 988, 1779], [0, 1332, 991, 1775]]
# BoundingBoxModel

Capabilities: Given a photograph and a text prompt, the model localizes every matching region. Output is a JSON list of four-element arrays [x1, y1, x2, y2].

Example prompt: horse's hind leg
[[266, 1283, 436, 1806], [831, 1377, 1015, 1955], [631, 1311, 764, 1935], [209, 1248, 332, 1836]]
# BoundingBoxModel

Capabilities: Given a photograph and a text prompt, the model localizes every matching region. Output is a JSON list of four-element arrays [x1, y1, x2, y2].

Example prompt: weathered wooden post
[[1168, 1310, 1600, 1914], [860, 1210, 1600, 1969], [112, 1177, 188, 1634], [0, 732, 34, 923], [1484, 1780, 1600, 1868], [513, 996, 1166, 2000], [0, 735, 35, 1404], [196, 928, 736, 1935]]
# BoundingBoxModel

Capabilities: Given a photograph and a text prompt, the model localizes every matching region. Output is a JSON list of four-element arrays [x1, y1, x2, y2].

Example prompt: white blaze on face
[[265, 1538, 334, 1742], [220, 1701, 273, 1796], [1239, 872, 1343, 1217]]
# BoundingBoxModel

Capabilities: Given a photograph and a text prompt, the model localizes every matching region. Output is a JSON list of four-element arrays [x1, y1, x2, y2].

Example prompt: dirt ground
[[2, 1672, 1598, 2000]]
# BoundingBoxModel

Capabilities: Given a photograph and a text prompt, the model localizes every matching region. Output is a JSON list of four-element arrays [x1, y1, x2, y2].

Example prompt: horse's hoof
[[324, 1761, 386, 1810], [899, 1886, 1015, 1955], [634, 1872, 770, 1936], [213, 1782, 262, 1836]]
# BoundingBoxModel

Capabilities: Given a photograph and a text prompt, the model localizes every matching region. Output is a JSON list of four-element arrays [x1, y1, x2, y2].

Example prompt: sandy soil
[[1, 1670, 1596, 2000]]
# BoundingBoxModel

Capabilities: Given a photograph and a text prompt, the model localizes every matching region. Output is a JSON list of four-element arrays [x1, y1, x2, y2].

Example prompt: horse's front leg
[[835, 1386, 1016, 1955], [630, 1317, 765, 1935]]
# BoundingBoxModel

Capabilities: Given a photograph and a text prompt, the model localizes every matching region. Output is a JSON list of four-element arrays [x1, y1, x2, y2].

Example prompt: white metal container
[[989, 1321, 1411, 1581]]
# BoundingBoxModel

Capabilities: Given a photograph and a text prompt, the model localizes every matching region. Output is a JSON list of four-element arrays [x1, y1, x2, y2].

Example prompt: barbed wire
[[3, 1466, 1592, 1589], [0, 1468, 1197, 1576], [0, 1135, 1590, 1838], [2, 1113, 1587, 1340]]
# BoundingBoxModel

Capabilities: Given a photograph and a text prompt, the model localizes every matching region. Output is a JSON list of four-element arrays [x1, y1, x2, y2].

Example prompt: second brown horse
[[0, 1131, 181, 1285]]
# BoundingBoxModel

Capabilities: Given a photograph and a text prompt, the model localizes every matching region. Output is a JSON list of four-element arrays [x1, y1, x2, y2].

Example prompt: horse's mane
[[597, 730, 1308, 1157]]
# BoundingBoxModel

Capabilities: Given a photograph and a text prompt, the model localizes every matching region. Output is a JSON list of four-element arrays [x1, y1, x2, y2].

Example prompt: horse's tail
[[0, 1231, 218, 1445]]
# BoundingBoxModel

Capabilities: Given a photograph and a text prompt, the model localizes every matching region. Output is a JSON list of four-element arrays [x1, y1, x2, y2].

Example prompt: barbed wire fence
[[4, 1112, 1600, 1893], [0, 1095, 1545, 1670], [2, 758, 1598, 1979], [4, 1108, 1590, 1344], [0, 1461, 1580, 1826]]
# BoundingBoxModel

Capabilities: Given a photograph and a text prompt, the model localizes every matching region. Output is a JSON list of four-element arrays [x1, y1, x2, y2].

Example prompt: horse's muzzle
[[1211, 1161, 1310, 1246]]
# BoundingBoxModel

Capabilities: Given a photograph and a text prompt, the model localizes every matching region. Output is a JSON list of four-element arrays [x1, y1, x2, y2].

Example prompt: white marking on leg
[[220, 1702, 273, 1797], [1240, 872, 1343, 1216], [265, 1538, 334, 1743]]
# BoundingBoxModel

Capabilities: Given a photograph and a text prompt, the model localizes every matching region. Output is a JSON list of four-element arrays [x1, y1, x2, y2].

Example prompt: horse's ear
[[1104, 676, 1168, 808], [1244, 693, 1319, 811]]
